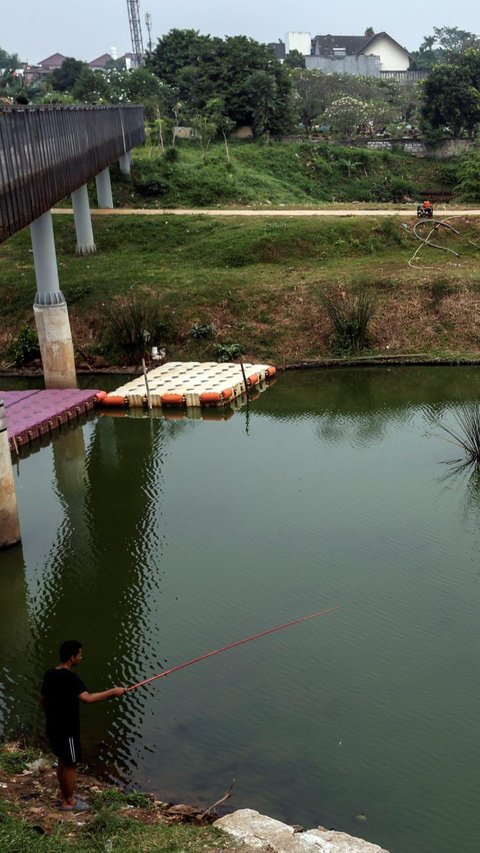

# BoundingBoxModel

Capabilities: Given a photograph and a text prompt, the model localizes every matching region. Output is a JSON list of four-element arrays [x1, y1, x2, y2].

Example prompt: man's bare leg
[[57, 759, 76, 806]]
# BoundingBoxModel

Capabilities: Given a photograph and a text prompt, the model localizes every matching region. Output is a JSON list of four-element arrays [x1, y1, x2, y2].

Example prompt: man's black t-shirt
[[41, 668, 87, 739]]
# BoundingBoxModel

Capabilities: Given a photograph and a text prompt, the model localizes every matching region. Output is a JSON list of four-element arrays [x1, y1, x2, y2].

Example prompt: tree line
[[2, 26, 480, 140]]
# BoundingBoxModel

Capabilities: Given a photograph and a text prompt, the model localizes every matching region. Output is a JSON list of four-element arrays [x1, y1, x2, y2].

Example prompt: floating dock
[[2, 389, 100, 453], [99, 362, 276, 409]]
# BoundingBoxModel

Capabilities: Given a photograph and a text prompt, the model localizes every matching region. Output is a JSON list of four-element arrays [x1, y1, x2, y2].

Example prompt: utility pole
[[126, 0, 144, 67], [145, 12, 153, 53]]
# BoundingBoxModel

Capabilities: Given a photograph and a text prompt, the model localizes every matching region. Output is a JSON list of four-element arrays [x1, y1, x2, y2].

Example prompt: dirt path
[[53, 207, 480, 218]]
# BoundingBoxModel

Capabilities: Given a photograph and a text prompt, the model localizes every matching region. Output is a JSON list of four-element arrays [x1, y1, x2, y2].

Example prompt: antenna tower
[[126, 0, 144, 67], [145, 12, 153, 52]]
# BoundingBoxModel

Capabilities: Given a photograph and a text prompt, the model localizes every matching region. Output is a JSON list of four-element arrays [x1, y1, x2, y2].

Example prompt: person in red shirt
[[41, 640, 125, 811]]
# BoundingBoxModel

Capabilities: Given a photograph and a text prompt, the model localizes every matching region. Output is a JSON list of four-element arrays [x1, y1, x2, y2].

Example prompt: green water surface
[[1, 367, 480, 853]]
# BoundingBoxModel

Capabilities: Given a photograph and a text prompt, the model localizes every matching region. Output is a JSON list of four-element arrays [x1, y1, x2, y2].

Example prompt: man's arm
[[79, 687, 125, 704]]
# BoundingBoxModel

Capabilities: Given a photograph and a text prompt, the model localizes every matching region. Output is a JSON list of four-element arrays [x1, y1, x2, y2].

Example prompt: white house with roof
[[272, 31, 412, 77]]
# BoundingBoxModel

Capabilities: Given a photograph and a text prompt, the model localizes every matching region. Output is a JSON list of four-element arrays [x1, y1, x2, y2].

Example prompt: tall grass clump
[[322, 286, 375, 354], [434, 401, 480, 466], [102, 294, 171, 362]]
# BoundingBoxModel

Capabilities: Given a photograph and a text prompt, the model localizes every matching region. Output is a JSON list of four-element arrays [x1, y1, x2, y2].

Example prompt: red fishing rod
[[127, 606, 339, 692]]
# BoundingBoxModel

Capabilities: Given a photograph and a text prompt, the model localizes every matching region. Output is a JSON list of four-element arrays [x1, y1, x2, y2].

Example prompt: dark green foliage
[[322, 287, 376, 354], [454, 147, 480, 201], [413, 26, 480, 70], [130, 141, 450, 207], [190, 322, 215, 339], [50, 57, 88, 92], [421, 49, 480, 137], [146, 29, 292, 137], [213, 342, 242, 362], [102, 295, 171, 362], [164, 146, 179, 163], [131, 157, 171, 196], [10, 324, 40, 367]]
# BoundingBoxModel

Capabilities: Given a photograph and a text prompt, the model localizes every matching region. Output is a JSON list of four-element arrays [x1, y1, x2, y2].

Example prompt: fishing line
[[127, 606, 340, 692]]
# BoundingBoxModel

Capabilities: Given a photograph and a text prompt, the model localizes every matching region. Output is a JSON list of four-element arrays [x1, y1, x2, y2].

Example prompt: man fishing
[[40, 640, 125, 812]]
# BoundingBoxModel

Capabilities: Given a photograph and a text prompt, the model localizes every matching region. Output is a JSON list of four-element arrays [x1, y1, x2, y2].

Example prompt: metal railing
[[0, 104, 145, 243]]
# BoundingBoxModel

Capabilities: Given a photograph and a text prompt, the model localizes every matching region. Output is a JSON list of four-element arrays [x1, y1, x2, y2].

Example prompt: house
[[311, 31, 411, 72], [272, 31, 413, 78], [36, 53, 67, 71], [89, 53, 113, 70]]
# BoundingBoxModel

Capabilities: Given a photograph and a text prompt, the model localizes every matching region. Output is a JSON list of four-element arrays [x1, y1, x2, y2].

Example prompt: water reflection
[[2, 368, 480, 853]]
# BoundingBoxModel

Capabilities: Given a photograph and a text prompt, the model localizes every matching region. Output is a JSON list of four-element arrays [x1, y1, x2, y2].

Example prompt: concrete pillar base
[[75, 243, 97, 255], [33, 302, 77, 389], [0, 403, 21, 548]]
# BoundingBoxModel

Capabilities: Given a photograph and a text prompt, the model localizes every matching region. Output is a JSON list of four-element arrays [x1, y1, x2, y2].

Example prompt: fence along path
[[0, 104, 145, 243]]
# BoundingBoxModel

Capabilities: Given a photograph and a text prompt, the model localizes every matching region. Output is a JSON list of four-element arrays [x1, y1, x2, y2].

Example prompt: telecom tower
[[126, 0, 144, 67]]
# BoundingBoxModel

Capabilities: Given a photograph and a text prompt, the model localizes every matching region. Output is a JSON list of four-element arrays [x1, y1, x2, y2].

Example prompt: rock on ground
[[214, 809, 389, 853]]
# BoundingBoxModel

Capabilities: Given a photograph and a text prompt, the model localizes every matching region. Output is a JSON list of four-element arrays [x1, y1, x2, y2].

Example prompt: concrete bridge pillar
[[71, 184, 96, 254], [30, 211, 77, 389], [0, 400, 21, 549], [118, 151, 132, 176], [96, 167, 114, 208]]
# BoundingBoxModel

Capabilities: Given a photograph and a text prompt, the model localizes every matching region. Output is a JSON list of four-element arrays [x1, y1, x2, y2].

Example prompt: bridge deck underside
[[0, 105, 145, 243]]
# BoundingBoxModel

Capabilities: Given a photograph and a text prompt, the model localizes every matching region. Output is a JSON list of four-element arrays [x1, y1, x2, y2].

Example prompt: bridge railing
[[0, 104, 145, 243]]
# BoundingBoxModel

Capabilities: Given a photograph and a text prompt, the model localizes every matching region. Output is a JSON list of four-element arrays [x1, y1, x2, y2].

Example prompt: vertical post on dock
[[0, 400, 21, 549], [30, 211, 77, 389], [95, 167, 114, 209], [71, 184, 96, 254]]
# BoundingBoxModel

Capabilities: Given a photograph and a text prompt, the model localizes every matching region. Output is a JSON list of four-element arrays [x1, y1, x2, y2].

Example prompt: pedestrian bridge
[[0, 104, 145, 243]]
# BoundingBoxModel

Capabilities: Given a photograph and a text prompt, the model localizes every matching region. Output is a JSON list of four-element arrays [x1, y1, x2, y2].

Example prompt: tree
[[71, 67, 110, 102], [413, 26, 480, 70], [146, 29, 292, 137], [0, 47, 19, 70], [50, 57, 89, 92], [324, 96, 370, 138], [421, 50, 480, 137], [284, 50, 305, 70]]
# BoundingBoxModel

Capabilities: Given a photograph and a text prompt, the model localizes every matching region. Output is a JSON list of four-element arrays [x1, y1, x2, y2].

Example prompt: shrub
[[213, 342, 242, 362], [102, 295, 171, 362], [190, 322, 215, 339], [131, 157, 170, 196], [322, 286, 375, 355], [10, 324, 40, 367]]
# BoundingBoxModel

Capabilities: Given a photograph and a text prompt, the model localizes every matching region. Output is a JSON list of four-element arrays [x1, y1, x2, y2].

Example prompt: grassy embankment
[[119, 140, 456, 208], [0, 742, 236, 853], [1, 141, 477, 369], [1, 212, 480, 369]]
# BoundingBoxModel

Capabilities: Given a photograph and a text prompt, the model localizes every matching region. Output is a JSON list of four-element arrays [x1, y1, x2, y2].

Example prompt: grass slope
[[122, 141, 455, 208], [1, 215, 480, 366]]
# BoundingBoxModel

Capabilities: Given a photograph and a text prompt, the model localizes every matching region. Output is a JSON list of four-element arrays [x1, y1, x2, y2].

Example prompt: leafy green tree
[[0, 46, 19, 70], [284, 50, 305, 70], [146, 29, 292, 137], [413, 26, 480, 70], [324, 96, 370, 137], [50, 57, 88, 92], [421, 50, 480, 136], [71, 67, 110, 102]]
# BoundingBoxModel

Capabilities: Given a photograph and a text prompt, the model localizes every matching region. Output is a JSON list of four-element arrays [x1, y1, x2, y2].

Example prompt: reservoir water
[[1, 367, 480, 853]]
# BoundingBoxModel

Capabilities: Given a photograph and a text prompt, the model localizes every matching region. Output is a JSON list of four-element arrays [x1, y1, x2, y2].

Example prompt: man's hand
[[111, 687, 127, 697]]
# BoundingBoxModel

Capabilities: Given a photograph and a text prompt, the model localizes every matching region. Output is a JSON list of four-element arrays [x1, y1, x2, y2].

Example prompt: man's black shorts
[[49, 734, 81, 766]]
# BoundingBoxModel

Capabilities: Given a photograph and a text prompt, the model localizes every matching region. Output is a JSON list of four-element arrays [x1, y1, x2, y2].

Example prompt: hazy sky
[[3, 0, 479, 64]]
